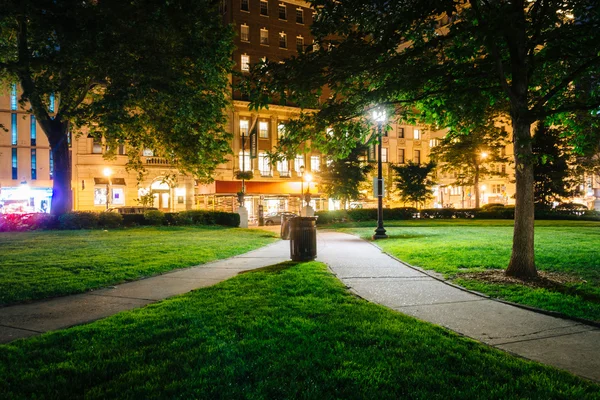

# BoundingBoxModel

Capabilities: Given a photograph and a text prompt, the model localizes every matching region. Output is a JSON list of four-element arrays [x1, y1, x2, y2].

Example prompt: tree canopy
[[247, 0, 600, 278], [391, 161, 436, 208], [1, 0, 234, 215]]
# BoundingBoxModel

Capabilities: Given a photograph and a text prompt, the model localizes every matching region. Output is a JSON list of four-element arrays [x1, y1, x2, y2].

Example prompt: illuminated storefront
[[0, 183, 52, 214]]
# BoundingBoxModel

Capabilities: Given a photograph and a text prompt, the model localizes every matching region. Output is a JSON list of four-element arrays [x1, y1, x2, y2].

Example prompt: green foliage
[[143, 210, 165, 226], [0, 227, 277, 305], [175, 210, 240, 227], [0, 213, 58, 232], [98, 212, 123, 229], [316, 207, 419, 225], [318, 145, 373, 208], [391, 162, 437, 208], [2, 262, 598, 397], [1, 0, 235, 214], [234, 170, 254, 180], [58, 212, 100, 230]]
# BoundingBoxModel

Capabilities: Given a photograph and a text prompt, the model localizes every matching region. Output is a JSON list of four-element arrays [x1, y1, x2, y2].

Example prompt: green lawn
[[0, 226, 277, 305], [335, 219, 600, 322], [1, 262, 598, 399]]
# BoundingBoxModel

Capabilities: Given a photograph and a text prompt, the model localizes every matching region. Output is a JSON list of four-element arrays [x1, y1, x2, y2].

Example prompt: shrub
[[144, 210, 165, 226], [475, 206, 515, 219], [386, 207, 419, 220], [347, 208, 377, 221], [59, 211, 100, 230], [315, 210, 349, 225], [98, 212, 123, 229], [480, 203, 505, 211], [420, 208, 457, 219], [122, 214, 146, 227]]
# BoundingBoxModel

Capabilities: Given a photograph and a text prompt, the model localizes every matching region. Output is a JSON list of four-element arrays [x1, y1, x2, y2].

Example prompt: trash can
[[280, 214, 293, 239], [289, 216, 318, 261]]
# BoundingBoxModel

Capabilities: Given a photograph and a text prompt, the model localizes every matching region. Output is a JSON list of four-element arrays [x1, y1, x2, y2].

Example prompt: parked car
[[264, 212, 296, 225], [105, 206, 158, 214]]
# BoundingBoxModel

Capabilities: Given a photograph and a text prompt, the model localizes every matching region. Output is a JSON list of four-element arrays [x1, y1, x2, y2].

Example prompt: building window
[[239, 150, 251, 171], [398, 149, 405, 164], [241, 54, 250, 71], [10, 83, 17, 110], [49, 93, 55, 113], [294, 155, 305, 172], [277, 158, 290, 177], [296, 36, 304, 52], [49, 151, 53, 179], [277, 123, 285, 139], [381, 148, 388, 163], [501, 164, 506, 174], [118, 144, 126, 155], [279, 32, 287, 48], [414, 129, 421, 140], [240, 119, 249, 137], [296, 8, 304, 24], [414, 150, 421, 164], [311, 155, 321, 172], [11, 148, 18, 179], [259, 121, 269, 138], [240, 24, 249, 42], [260, 28, 269, 45], [429, 138, 440, 147], [241, 0, 249, 12], [31, 149, 37, 180], [259, 152, 272, 176], [92, 137, 103, 154], [11, 113, 17, 145], [278, 3, 286, 19], [260, 0, 268, 15], [398, 127, 405, 138], [30, 115, 37, 146], [142, 148, 154, 157]]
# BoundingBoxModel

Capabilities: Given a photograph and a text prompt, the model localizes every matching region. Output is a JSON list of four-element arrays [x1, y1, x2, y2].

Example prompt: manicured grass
[[0, 226, 277, 305], [335, 220, 600, 322], [1, 262, 598, 399]]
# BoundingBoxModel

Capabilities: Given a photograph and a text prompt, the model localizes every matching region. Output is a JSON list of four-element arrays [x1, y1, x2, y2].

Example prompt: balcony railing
[[145, 157, 172, 166]]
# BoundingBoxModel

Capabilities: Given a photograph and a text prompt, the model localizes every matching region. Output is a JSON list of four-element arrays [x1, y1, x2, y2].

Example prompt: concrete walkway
[[316, 231, 600, 383], [1, 229, 598, 383]]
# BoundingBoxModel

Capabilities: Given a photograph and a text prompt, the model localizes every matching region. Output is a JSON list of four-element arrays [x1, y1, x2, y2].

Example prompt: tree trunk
[[47, 126, 73, 216], [506, 118, 537, 278]]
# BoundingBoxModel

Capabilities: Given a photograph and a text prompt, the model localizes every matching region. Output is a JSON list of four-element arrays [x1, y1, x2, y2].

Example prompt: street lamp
[[299, 165, 305, 216], [304, 172, 313, 207], [371, 107, 388, 240], [103, 167, 112, 210]]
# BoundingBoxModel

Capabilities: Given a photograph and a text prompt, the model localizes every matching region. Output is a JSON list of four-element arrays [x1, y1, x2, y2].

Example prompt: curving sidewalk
[[316, 231, 600, 383]]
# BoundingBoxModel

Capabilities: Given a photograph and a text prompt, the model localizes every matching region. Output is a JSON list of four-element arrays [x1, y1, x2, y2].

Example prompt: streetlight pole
[[372, 108, 388, 240], [103, 167, 112, 210], [299, 165, 305, 216]]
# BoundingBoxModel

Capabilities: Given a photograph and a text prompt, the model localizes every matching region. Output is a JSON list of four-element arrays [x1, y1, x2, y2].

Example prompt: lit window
[[260, 28, 269, 45], [311, 155, 321, 172], [11, 113, 17, 145], [240, 119, 249, 137], [277, 123, 285, 139], [398, 149, 405, 164], [241, 0, 249, 11], [12, 148, 18, 180], [277, 158, 290, 177], [429, 138, 440, 147], [259, 121, 269, 138], [240, 24, 249, 41], [260, 0, 268, 15], [142, 148, 154, 157], [241, 54, 250, 71], [414, 129, 421, 140], [239, 150, 251, 171], [414, 150, 421, 164], [31, 149, 37, 180], [278, 4, 286, 19], [296, 8, 304, 24], [10, 83, 17, 110], [92, 137, 103, 154], [259, 152, 272, 176], [295, 155, 305, 172], [279, 32, 287, 48], [326, 127, 334, 137], [30, 115, 37, 146], [382, 148, 388, 163], [296, 36, 304, 52]]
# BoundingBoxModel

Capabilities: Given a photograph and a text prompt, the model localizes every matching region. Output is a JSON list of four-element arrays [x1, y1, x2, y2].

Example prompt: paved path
[[316, 231, 600, 383], [1, 229, 598, 383]]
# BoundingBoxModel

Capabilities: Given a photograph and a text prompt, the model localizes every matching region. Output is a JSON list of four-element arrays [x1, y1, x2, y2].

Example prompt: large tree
[[319, 145, 373, 209], [247, 0, 600, 278], [0, 0, 234, 215], [430, 119, 510, 208]]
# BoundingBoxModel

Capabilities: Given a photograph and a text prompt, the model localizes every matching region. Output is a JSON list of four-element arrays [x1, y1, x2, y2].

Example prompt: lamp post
[[304, 172, 312, 207], [372, 108, 388, 239], [299, 165, 305, 216], [103, 167, 112, 210]]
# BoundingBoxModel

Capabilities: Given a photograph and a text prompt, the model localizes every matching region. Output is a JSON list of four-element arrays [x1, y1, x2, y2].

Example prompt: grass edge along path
[[1, 262, 598, 399], [0, 226, 278, 306], [334, 220, 600, 323]]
